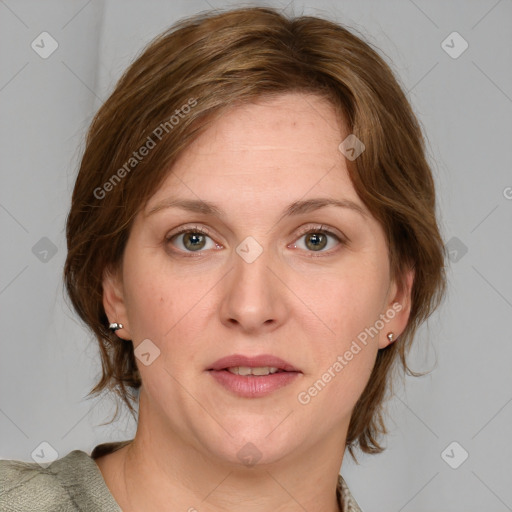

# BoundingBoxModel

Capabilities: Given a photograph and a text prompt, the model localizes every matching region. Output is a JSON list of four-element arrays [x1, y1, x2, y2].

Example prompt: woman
[[0, 6, 446, 511]]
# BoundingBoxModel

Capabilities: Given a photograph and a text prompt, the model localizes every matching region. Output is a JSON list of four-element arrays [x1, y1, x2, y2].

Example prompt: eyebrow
[[146, 197, 369, 220]]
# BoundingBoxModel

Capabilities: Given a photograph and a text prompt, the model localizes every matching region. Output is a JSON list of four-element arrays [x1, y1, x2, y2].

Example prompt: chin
[[199, 424, 301, 469]]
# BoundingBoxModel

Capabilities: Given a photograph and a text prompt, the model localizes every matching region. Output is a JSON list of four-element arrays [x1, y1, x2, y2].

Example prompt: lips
[[207, 354, 301, 398], [207, 354, 300, 373]]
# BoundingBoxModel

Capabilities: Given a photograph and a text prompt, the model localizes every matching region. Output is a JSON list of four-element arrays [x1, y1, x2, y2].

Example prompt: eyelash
[[165, 224, 346, 258]]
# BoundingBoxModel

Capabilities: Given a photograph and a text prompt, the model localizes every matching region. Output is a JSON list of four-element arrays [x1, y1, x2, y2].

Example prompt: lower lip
[[208, 370, 301, 398]]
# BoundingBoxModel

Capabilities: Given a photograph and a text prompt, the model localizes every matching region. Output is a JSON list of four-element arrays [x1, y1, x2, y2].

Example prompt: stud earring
[[109, 322, 123, 332], [386, 332, 394, 342]]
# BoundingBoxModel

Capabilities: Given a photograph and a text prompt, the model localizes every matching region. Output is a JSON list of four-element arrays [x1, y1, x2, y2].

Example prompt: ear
[[102, 265, 131, 340], [378, 266, 415, 349]]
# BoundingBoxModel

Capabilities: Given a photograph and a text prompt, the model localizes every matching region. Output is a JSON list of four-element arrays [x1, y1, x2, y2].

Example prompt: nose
[[219, 242, 288, 334]]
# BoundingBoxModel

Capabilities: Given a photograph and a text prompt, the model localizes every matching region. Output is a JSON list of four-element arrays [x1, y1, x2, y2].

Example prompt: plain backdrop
[[1, 1, 511, 511]]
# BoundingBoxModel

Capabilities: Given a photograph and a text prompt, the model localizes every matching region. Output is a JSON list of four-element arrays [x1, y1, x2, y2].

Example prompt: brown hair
[[64, 6, 446, 461]]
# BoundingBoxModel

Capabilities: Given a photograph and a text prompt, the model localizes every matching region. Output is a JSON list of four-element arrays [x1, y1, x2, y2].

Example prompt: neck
[[101, 394, 346, 512]]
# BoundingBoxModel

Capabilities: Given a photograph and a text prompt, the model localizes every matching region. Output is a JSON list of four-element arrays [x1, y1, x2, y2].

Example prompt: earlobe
[[102, 266, 130, 339]]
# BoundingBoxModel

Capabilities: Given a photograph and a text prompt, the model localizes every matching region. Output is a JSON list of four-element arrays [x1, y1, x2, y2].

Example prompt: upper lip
[[208, 354, 300, 372]]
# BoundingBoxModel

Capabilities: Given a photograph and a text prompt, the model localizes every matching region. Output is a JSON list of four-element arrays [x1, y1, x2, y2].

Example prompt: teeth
[[227, 366, 280, 376]]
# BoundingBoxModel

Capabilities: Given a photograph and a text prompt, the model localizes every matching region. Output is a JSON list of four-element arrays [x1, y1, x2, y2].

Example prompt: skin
[[97, 92, 414, 512]]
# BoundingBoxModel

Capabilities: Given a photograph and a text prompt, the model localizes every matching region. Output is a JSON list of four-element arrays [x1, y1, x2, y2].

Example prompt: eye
[[166, 225, 222, 254], [291, 225, 345, 256], [165, 223, 346, 257]]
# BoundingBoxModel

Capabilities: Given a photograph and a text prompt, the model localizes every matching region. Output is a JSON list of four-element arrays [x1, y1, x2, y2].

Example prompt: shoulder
[[338, 474, 364, 512], [0, 451, 85, 511], [0, 449, 121, 512]]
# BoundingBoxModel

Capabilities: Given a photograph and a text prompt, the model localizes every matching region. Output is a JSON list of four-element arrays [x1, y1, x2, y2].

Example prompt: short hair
[[64, 6, 446, 461]]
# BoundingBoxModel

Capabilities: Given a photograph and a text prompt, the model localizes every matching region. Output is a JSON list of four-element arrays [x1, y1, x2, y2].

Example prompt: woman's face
[[104, 92, 412, 467]]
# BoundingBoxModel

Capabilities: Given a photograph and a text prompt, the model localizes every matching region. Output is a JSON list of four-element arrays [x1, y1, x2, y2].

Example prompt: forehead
[[183, 92, 345, 156], [146, 92, 359, 211]]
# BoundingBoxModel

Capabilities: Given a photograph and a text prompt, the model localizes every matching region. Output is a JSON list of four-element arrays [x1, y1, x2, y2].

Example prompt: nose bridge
[[220, 235, 285, 331]]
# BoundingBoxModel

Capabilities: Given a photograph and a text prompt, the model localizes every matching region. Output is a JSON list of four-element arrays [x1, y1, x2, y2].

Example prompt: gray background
[[1, 0, 511, 510]]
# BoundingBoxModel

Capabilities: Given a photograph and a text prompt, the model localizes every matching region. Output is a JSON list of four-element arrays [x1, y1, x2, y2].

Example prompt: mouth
[[223, 366, 286, 376], [207, 354, 300, 373], [207, 354, 301, 398]]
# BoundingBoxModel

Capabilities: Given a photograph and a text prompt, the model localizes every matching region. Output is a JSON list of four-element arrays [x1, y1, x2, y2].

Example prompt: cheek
[[293, 258, 389, 342], [123, 278, 167, 339], [295, 269, 384, 416], [121, 241, 176, 340], [290, 255, 389, 409], [121, 247, 216, 361]]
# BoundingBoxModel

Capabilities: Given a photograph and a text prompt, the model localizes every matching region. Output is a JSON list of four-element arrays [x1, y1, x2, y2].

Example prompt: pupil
[[306, 233, 326, 251], [184, 233, 205, 251]]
